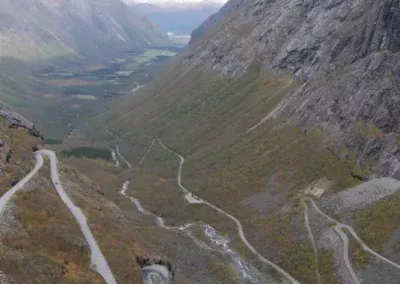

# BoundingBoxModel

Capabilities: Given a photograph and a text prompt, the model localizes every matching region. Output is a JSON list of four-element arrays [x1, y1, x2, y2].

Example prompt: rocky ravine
[[187, 0, 400, 177]]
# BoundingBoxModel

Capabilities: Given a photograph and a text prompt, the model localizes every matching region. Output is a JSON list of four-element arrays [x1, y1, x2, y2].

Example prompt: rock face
[[186, 0, 400, 176], [0, 102, 40, 137], [0, 0, 170, 60], [189, 0, 246, 44]]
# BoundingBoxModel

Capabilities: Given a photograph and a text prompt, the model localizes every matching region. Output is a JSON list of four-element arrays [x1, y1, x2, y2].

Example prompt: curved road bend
[[332, 225, 361, 284], [0, 152, 43, 217], [0, 150, 117, 284], [305, 198, 400, 282], [157, 139, 300, 284]]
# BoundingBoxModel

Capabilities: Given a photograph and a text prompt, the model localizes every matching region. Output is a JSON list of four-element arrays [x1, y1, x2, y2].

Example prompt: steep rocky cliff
[[0, 0, 170, 61], [187, 0, 400, 176], [0, 102, 40, 138], [189, 0, 245, 44], [98, 0, 400, 282]]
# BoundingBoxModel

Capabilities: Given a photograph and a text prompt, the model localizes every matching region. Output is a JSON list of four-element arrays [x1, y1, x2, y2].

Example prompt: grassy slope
[[64, 156, 247, 284], [0, 118, 40, 196], [87, 63, 365, 282]]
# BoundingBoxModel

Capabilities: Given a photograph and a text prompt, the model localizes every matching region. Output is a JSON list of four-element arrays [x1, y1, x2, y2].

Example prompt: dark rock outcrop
[[0, 102, 41, 138]]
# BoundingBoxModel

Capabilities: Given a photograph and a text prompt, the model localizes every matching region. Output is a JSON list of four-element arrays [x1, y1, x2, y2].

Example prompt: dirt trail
[[157, 139, 299, 284]]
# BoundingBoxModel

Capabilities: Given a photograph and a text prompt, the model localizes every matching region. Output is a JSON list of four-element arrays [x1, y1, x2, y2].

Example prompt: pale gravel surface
[[320, 177, 400, 215], [305, 200, 356, 284], [318, 227, 355, 284], [0, 270, 9, 284], [333, 225, 361, 284], [359, 259, 400, 284], [385, 228, 400, 262], [0, 203, 26, 240]]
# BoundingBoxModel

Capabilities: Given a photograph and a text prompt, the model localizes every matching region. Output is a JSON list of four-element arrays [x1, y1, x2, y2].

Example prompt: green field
[[72, 95, 97, 100], [61, 147, 111, 160], [0, 48, 180, 140], [43, 138, 63, 145]]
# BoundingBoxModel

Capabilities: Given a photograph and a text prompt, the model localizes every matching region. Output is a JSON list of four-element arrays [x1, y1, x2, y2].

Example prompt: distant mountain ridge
[[126, 0, 225, 34], [126, 0, 226, 5], [0, 0, 170, 61]]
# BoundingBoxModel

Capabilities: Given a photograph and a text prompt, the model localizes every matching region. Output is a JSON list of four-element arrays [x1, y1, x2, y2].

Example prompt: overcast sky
[[123, 0, 227, 4]]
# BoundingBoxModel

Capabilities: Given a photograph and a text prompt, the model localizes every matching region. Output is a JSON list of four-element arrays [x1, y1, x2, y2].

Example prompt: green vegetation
[[89, 66, 362, 282], [72, 95, 97, 100], [319, 250, 341, 284], [61, 147, 111, 160], [357, 120, 384, 139], [0, 117, 40, 197], [354, 189, 400, 252], [118, 49, 176, 73], [208, 261, 237, 284], [0, 47, 177, 140], [277, 243, 318, 283], [43, 138, 63, 145], [346, 229, 371, 269]]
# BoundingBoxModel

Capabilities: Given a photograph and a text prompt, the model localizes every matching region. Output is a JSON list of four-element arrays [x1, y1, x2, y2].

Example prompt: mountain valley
[[0, 0, 400, 284]]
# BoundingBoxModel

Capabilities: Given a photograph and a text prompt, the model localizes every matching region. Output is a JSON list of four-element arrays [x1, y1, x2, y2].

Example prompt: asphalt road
[[0, 150, 117, 284]]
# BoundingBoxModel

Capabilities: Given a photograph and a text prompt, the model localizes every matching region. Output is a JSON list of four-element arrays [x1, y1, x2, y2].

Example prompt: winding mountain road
[[0, 150, 117, 284], [302, 201, 322, 284], [0, 152, 43, 217], [304, 198, 400, 283], [157, 139, 300, 284]]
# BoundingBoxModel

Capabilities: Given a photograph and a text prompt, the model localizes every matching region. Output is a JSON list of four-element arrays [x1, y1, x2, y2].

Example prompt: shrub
[[61, 147, 111, 160]]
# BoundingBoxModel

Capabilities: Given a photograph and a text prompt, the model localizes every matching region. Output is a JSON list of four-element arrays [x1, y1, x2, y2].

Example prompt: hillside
[[128, 0, 224, 35], [0, 0, 170, 61], [0, 0, 179, 140], [93, 0, 400, 283]]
